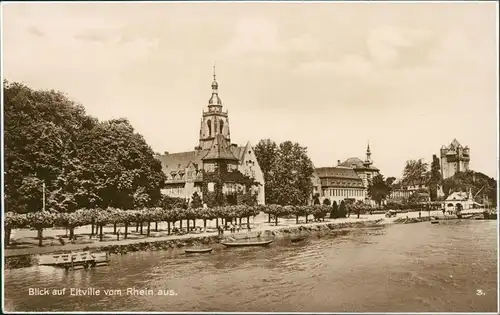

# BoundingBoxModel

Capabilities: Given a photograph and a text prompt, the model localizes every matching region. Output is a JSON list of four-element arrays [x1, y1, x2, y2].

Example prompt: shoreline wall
[[5, 219, 385, 269]]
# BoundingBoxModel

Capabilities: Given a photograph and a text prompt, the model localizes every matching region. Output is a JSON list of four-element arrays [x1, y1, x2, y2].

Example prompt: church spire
[[200, 65, 231, 150], [364, 142, 372, 165], [209, 63, 222, 106]]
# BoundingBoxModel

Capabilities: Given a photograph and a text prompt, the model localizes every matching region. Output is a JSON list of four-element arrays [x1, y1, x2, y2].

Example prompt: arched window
[[219, 120, 224, 134], [207, 120, 212, 136]]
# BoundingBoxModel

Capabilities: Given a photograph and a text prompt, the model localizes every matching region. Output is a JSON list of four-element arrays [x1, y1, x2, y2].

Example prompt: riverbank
[[5, 209, 485, 269], [5, 218, 387, 269]]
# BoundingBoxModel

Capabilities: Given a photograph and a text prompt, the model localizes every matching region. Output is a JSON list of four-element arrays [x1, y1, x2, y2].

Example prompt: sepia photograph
[[1, 1, 498, 313]]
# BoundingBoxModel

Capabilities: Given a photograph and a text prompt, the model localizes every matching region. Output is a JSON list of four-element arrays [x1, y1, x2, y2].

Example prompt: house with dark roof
[[312, 144, 380, 204], [154, 68, 265, 204]]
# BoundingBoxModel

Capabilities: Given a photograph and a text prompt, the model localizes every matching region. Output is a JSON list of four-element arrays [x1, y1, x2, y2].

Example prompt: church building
[[155, 68, 265, 205]]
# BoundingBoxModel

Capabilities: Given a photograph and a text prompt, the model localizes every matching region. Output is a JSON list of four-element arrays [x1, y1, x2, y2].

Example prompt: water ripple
[[4, 221, 497, 312]]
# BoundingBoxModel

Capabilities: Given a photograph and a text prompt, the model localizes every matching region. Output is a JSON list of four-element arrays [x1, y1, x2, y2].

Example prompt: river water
[[4, 220, 498, 312]]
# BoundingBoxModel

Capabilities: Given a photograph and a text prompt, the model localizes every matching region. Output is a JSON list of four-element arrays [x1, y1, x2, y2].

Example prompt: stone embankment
[[5, 219, 384, 269]]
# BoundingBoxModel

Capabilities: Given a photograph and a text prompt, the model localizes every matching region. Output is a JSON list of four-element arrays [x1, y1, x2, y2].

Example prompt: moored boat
[[290, 237, 306, 243], [185, 248, 213, 254], [220, 240, 273, 247], [38, 251, 109, 270]]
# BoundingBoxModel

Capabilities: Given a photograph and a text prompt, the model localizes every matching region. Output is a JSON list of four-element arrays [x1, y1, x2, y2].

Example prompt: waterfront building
[[155, 68, 265, 204], [440, 139, 470, 180], [313, 145, 380, 205], [444, 190, 476, 212]]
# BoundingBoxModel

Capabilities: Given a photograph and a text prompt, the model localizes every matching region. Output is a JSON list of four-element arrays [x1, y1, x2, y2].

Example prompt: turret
[[199, 64, 231, 150]]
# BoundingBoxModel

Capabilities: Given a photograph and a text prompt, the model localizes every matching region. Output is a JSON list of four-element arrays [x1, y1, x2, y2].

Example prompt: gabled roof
[[202, 134, 239, 161], [315, 167, 363, 180], [230, 145, 245, 161], [155, 143, 247, 177], [444, 139, 463, 150], [451, 139, 461, 148], [446, 191, 469, 201], [156, 150, 206, 176]]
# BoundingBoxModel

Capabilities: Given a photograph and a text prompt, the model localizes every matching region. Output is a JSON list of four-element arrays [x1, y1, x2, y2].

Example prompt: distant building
[[312, 144, 380, 205], [444, 190, 476, 212], [440, 139, 470, 179], [155, 68, 265, 204], [315, 166, 366, 204], [337, 144, 380, 188], [388, 178, 441, 203]]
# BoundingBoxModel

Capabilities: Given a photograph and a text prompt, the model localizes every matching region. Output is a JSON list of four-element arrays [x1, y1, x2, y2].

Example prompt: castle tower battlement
[[440, 139, 470, 179]]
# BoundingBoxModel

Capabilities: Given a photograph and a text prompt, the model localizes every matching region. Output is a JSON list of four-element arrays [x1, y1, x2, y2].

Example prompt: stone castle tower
[[440, 139, 470, 180], [197, 66, 231, 150]]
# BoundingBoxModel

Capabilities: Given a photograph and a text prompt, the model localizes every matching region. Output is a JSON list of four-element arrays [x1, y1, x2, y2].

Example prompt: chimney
[[337, 160, 341, 166]]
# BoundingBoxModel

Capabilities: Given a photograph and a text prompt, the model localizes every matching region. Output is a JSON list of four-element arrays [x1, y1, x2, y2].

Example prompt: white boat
[[38, 251, 109, 269]]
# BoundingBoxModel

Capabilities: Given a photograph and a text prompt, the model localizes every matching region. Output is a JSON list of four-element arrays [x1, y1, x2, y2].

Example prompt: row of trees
[[5, 201, 372, 247], [5, 205, 261, 246]]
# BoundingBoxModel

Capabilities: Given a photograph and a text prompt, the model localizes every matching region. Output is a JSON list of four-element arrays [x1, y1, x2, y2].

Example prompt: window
[[208, 183, 215, 192], [204, 163, 215, 172], [207, 120, 212, 136], [220, 120, 224, 134]]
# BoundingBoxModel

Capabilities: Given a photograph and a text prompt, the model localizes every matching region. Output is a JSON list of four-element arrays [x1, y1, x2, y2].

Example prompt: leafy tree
[[190, 192, 203, 209], [428, 155, 442, 201], [4, 81, 96, 213], [402, 159, 429, 185], [158, 195, 188, 209], [367, 174, 393, 208], [346, 200, 367, 219], [313, 195, 321, 205], [236, 190, 258, 206], [255, 140, 315, 206], [4, 81, 166, 213], [408, 188, 430, 204], [338, 200, 347, 218], [254, 139, 278, 189], [322, 198, 331, 206], [72, 118, 166, 209], [330, 200, 339, 218]]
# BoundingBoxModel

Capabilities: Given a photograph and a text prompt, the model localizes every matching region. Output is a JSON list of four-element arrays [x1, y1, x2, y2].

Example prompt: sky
[[2, 1, 498, 179]]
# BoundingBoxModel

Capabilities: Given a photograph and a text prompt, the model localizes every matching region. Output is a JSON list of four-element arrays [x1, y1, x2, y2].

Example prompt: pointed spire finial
[[213, 62, 216, 81]]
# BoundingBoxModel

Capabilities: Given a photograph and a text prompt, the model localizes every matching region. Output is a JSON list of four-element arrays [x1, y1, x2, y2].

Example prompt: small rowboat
[[220, 240, 273, 247], [290, 237, 306, 243], [185, 248, 213, 254], [431, 220, 439, 224]]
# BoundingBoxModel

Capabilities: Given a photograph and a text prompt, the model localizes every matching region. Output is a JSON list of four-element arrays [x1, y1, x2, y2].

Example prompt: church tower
[[198, 66, 231, 150]]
